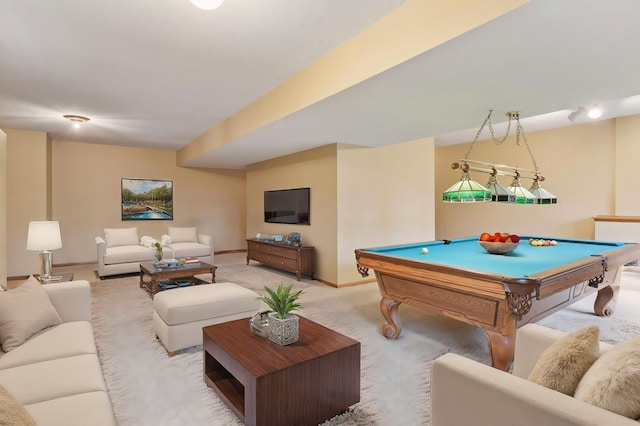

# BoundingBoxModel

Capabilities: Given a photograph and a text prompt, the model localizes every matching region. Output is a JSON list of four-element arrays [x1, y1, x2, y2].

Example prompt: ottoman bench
[[152, 283, 260, 356]]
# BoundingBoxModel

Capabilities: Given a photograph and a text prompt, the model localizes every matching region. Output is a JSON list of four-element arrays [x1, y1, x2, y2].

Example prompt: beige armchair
[[161, 227, 214, 264], [430, 324, 638, 426]]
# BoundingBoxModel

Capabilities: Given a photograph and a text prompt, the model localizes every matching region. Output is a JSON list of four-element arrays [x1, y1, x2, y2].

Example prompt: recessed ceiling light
[[63, 114, 90, 129], [190, 0, 224, 10]]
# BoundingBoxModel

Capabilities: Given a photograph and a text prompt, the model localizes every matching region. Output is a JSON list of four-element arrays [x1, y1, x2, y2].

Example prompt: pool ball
[[421, 247, 429, 254]]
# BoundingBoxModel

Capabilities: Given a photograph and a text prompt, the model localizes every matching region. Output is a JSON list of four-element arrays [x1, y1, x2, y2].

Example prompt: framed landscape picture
[[121, 178, 173, 220]]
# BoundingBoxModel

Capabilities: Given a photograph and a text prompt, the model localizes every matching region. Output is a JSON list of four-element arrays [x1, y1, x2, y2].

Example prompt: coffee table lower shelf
[[203, 316, 360, 426]]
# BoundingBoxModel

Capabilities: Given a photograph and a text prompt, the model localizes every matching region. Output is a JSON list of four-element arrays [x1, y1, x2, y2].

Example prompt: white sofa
[[0, 279, 116, 426], [431, 323, 638, 426], [96, 227, 213, 278]]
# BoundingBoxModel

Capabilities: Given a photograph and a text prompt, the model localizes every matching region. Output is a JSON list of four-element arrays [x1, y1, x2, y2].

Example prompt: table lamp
[[26, 221, 62, 282]]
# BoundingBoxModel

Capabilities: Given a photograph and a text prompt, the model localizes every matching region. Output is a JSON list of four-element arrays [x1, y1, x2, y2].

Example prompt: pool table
[[355, 237, 640, 370]]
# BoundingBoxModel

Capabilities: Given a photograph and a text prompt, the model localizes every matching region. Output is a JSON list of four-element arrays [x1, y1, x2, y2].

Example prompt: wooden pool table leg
[[380, 297, 402, 339], [485, 325, 516, 371], [594, 266, 623, 316]]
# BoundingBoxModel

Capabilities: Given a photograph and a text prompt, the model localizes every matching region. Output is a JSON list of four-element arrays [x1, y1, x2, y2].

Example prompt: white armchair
[[162, 227, 214, 264], [430, 324, 638, 426]]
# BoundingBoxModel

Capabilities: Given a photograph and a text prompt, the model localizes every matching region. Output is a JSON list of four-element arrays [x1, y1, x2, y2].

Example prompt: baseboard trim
[[316, 277, 376, 288]]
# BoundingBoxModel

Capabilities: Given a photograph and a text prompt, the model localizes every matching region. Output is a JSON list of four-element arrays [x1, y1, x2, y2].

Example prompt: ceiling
[[2, 0, 640, 169]]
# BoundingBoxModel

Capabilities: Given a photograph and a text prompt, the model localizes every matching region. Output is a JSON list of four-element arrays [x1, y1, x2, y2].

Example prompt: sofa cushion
[[103, 245, 156, 264], [168, 227, 198, 243], [528, 325, 600, 396], [0, 277, 62, 352], [168, 242, 211, 259], [25, 391, 115, 426], [574, 336, 640, 419], [0, 322, 96, 370], [0, 354, 107, 405], [0, 384, 37, 425], [104, 227, 139, 248]]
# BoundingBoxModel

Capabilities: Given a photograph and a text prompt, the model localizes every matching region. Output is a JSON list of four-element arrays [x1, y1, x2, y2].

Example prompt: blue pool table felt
[[364, 237, 625, 278]]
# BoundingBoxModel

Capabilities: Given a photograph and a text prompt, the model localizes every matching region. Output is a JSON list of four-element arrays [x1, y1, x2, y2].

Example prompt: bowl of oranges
[[478, 232, 520, 255]]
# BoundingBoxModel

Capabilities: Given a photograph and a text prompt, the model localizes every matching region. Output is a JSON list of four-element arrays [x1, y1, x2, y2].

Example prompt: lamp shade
[[26, 221, 62, 251], [530, 180, 558, 204], [485, 175, 516, 203], [442, 172, 492, 203], [190, 0, 224, 10], [508, 178, 537, 204]]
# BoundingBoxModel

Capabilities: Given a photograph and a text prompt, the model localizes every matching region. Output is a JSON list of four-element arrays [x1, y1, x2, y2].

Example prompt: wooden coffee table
[[139, 261, 216, 297], [203, 316, 361, 426]]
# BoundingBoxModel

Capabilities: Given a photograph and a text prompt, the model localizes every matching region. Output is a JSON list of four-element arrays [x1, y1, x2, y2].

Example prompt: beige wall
[[5, 129, 49, 276], [0, 130, 6, 287], [5, 133, 246, 276], [613, 115, 640, 215], [337, 138, 435, 284], [246, 145, 338, 283], [246, 139, 436, 287], [435, 120, 616, 240]]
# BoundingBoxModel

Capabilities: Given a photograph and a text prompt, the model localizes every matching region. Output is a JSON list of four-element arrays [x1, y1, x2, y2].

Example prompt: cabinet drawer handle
[[281, 261, 285, 265]]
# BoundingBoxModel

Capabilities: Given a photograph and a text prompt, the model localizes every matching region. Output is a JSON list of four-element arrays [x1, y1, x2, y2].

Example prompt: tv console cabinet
[[246, 238, 314, 281]]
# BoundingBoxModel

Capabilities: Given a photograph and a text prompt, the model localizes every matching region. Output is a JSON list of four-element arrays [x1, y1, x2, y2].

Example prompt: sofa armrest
[[95, 236, 106, 277], [513, 324, 613, 379], [198, 234, 214, 262], [44, 280, 92, 322], [431, 352, 636, 426]]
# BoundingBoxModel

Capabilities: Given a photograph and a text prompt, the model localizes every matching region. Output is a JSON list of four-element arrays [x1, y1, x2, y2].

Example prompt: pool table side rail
[[355, 250, 512, 299]]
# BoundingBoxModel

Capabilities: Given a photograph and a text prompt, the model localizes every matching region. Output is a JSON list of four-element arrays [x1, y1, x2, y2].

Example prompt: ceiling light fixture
[[568, 105, 603, 122], [63, 114, 90, 129], [587, 105, 602, 119], [443, 110, 557, 204], [190, 0, 224, 10]]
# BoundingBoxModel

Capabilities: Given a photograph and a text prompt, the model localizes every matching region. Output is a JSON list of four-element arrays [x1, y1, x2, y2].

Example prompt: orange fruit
[[479, 232, 492, 242]]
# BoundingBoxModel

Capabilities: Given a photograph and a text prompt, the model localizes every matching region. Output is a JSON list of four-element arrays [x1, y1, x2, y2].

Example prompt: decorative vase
[[268, 313, 299, 346], [154, 248, 163, 263]]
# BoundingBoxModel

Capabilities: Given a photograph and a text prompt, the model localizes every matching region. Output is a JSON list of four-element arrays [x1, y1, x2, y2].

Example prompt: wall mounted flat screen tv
[[264, 187, 310, 225]]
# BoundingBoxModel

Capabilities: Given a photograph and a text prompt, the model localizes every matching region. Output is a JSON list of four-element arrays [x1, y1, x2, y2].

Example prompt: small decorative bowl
[[478, 241, 519, 255]]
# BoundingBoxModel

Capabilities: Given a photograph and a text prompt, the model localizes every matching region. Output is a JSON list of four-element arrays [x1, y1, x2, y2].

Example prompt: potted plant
[[257, 283, 304, 346]]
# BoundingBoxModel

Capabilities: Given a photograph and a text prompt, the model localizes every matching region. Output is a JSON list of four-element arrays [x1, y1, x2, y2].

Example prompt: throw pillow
[[574, 336, 640, 419], [0, 385, 37, 425], [104, 227, 139, 248], [0, 276, 61, 352], [528, 325, 600, 395], [168, 227, 198, 243]]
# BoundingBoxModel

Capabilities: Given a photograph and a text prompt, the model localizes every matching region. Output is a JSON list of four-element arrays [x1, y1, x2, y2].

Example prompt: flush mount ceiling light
[[190, 0, 224, 10], [443, 110, 557, 205], [63, 114, 90, 129]]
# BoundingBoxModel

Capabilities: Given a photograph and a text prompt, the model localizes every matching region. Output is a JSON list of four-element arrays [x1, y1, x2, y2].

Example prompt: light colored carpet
[[90, 256, 640, 425]]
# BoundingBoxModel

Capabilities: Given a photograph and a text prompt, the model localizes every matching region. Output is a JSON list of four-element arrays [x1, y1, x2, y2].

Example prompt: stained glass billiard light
[[442, 110, 557, 204], [442, 162, 491, 202]]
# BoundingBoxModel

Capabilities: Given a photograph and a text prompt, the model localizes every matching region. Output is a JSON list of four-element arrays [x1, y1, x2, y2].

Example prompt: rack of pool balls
[[529, 238, 557, 246]]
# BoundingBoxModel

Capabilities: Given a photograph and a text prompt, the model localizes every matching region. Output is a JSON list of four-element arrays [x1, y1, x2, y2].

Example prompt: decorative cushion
[[574, 336, 640, 419], [104, 227, 139, 248], [528, 325, 600, 395], [0, 384, 37, 426], [168, 227, 198, 243], [0, 276, 61, 352]]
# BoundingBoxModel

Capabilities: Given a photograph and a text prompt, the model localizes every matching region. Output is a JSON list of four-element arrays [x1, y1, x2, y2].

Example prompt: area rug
[[90, 259, 640, 426]]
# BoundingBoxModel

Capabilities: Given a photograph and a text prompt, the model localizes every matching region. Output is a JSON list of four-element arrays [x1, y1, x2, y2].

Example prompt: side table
[[35, 272, 74, 284]]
